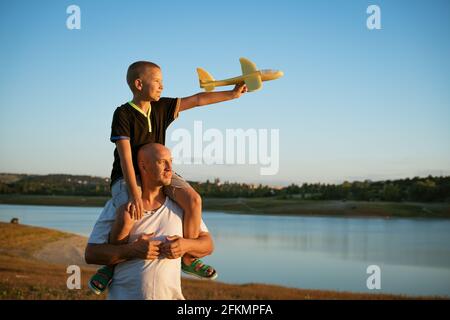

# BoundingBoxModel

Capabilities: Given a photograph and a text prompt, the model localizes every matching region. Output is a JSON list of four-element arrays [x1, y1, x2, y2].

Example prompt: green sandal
[[88, 265, 114, 295], [182, 259, 218, 280]]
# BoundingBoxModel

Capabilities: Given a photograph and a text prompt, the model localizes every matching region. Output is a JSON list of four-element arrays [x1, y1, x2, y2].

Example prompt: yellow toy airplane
[[197, 57, 284, 92]]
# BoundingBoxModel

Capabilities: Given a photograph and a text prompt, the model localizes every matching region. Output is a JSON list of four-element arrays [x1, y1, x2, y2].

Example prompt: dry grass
[[181, 280, 427, 300], [0, 222, 100, 299], [0, 223, 70, 256], [0, 254, 100, 300]]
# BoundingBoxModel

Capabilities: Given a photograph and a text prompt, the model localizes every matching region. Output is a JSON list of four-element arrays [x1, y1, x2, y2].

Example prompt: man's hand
[[160, 235, 188, 259], [130, 233, 161, 260], [232, 83, 248, 99]]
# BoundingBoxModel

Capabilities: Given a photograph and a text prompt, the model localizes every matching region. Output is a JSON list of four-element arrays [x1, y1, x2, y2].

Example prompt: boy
[[88, 61, 247, 294]]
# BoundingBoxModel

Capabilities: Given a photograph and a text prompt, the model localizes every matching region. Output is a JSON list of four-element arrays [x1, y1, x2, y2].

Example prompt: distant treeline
[[0, 173, 449, 202], [190, 176, 450, 202], [0, 174, 111, 197]]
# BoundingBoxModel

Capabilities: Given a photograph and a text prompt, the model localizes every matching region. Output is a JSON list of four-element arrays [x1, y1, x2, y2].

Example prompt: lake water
[[1, 204, 449, 297]]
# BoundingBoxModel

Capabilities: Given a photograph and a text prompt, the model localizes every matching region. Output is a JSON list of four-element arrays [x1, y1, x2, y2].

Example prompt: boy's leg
[[172, 186, 202, 258], [165, 173, 217, 279]]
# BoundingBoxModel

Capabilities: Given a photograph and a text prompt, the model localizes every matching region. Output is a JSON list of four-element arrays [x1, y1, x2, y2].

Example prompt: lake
[[1, 204, 449, 297]]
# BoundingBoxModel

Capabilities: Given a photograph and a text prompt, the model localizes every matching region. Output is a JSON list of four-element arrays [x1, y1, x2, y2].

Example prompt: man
[[85, 143, 214, 299]]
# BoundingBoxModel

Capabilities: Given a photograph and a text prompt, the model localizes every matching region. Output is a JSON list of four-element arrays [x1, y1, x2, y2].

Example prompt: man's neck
[[131, 97, 152, 114], [141, 185, 166, 211]]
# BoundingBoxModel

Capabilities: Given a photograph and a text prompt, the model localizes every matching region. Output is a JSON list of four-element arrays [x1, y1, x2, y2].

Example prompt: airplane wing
[[240, 57, 258, 75], [239, 57, 262, 91]]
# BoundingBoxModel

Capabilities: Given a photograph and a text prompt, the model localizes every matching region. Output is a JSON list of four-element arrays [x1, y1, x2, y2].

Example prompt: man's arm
[[116, 139, 144, 219], [85, 243, 134, 265], [85, 233, 162, 265], [179, 83, 247, 112], [161, 232, 214, 260]]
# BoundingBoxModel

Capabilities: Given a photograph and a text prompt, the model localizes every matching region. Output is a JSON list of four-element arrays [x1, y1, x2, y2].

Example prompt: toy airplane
[[197, 57, 283, 92]]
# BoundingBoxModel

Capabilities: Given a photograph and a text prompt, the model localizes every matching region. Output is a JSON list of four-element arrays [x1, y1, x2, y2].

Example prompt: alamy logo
[[367, 5, 381, 30], [170, 121, 280, 175], [66, 265, 81, 289], [366, 265, 381, 290], [66, 5, 81, 30]]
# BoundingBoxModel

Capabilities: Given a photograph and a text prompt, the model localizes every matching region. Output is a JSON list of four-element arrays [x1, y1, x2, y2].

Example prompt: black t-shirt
[[110, 97, 180, 185]]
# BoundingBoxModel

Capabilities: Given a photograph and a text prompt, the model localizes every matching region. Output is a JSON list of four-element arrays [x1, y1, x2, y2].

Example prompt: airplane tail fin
[[239, 57, 262, 92], [197, 68, 215, 92]]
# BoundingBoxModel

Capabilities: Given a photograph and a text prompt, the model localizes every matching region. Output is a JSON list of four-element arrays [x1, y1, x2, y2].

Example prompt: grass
[[1, 194, 450, 218], [0, 223, 70, 258], [0, 222, 101, 300]]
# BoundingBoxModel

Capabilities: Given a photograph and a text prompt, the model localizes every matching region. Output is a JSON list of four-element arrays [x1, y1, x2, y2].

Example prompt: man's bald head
[[137, 143, 173, 186], [137, 143, 169, 164]]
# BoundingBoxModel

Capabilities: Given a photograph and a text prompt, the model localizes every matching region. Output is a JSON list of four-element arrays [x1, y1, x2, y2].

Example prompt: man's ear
[[138, 160, 147, 173]]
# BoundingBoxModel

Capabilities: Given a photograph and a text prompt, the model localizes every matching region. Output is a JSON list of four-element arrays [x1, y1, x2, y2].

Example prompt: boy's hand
[[232, 83, 248, 99], [128, 196, 144, 220]]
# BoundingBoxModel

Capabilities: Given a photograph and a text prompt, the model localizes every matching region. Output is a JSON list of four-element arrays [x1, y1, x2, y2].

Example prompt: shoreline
[[0, 194, 449, 219], [1, 222, 446, 300]]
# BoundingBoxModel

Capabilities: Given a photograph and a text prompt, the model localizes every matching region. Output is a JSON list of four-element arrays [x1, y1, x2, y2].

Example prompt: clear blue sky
[[1, 0, 449, 185]]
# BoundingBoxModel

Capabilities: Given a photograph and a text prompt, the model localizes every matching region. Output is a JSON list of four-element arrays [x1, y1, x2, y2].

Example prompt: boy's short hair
[[126, 61, 160, 92]]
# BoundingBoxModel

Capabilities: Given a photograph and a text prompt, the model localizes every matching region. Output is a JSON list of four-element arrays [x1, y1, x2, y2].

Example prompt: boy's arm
[[116, 139, 144, 219], [161, 232, 214, 259], [179, 83, 247, 112]]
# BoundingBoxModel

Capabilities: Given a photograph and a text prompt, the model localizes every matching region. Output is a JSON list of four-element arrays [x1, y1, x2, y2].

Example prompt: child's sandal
[[88, 266, 114, 295], [182, 259, 218, 280]]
